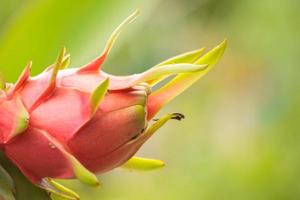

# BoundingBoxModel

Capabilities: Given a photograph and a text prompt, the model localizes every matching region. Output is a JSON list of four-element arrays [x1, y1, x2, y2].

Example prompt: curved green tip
[[90, 78, 109, 114], [147, 39, 227, 119], [69, 156, 100, 187], [51, 47, 66, 82], [122, 157, 165, 171]]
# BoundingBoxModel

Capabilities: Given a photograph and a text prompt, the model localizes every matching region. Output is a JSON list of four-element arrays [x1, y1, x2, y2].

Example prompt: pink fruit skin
[[1, 65, 154, 184]]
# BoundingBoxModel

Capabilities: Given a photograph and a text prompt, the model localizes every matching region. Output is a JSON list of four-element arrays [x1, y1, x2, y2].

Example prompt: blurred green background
[[0, 0, 299, 199]]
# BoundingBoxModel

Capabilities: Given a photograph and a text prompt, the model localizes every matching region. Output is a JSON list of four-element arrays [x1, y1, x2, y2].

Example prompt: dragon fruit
[[0, 10, 226, 200]]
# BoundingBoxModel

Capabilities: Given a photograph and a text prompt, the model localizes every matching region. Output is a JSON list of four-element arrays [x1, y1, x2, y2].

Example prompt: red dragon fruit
[[0, 10, 226, 200]]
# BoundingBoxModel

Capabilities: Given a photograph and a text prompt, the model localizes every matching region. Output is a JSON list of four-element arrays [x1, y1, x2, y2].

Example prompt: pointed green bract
[[41, 178, 79, 200], [127, 113, 184, 146], [148, 40, 227, 119], [43, 52, 70, 72], [90, 78, 109, 114], [169, 39, 227, 91], [47, 179, 79, 200], [144, 113, 184, 138], [29, 48, 67, 111], [135, 63, 208, 84], [122, 157, 165, 171], [50, 193, 76, 200], [103, 9, 139, 56], [157, 48, 205, 66], [0, 164, 15, 200], [51, 47, 66, 82], [61, 54, 71, 69], [14, 102, 29, 136], [49, 191, 77, 200], [41, 179, 79, 200], [78, 9, 139, 72], [7, 62, 31, 98], [68, 156, 100, 187], [148, 48, 205, 86]]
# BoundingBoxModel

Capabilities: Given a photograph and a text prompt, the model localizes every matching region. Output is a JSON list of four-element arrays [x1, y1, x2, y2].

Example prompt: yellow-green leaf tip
[[51, 47, 66, 82], [90, 78, 109, 114], [61, 54, 71, 69], [122, 157, 165, 171], [70, 156, 100, 187]]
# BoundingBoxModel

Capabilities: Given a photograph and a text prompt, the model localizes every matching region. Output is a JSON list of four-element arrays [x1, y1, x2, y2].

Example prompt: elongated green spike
[[47, 179, 79, 200], [122, 157, 165, 171], [43, 52, 70, 72], [42, 182, 78, 200], [103, 9, 139, 55], [194, 40, 227, 66], [127, 113, 184, 146], [68, 156, 100, 187], [41, 178, 79, 200], [61, 54, 71, 69], [50, 193, 75, 200], [29, 48, 66, 111], [51, 47, 66, 82], [147, 40, 227, 119], [0, 164, 15, 200], [144, 113, 184, 138], [78, 10, 139, 73], [90, 78, 109, 114], [134, 63, 207, 84], [157, 48, 205, 66], [7, 61, 31, 98], [49, 191, 77, 200], [148, 48, 206, 86]]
